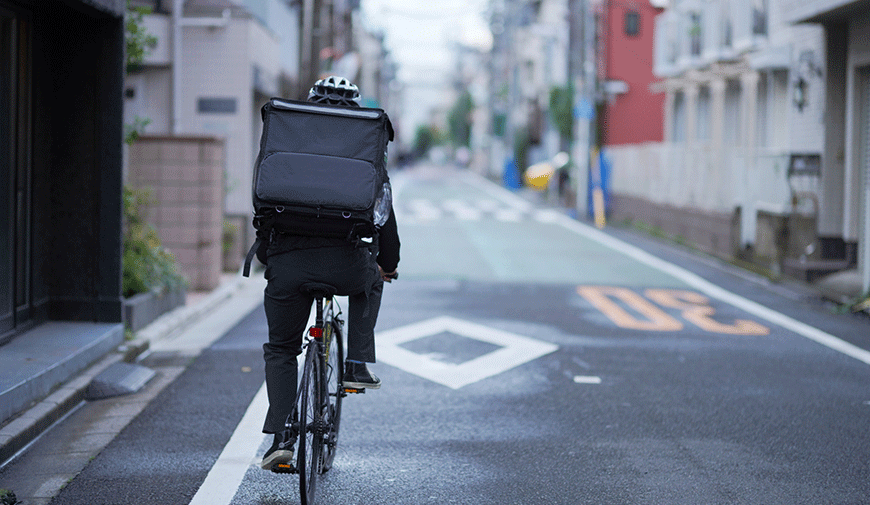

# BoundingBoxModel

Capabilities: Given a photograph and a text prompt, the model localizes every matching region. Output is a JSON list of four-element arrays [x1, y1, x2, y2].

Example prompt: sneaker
[[342, 361, 381, 389], [260, 431, 295, 471]]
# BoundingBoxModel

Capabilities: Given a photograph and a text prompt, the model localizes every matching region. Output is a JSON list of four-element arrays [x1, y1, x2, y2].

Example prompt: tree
[[549, 85, 573, 144], [412, 124, 443, 159], [125, 1, 157, 74], [447, 90, 474, 148], [122, 2, 184, 297], [124, 1, 156, 144]]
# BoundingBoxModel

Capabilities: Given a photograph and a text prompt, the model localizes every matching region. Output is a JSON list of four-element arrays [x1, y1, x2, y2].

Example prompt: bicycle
[[273, 282, 364, 505]]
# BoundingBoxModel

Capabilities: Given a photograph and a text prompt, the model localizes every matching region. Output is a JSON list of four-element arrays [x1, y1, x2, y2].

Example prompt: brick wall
[[127, 135, 226, 291]]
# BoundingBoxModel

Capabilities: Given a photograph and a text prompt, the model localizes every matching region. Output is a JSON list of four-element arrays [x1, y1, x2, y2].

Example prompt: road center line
[[189, 382, 268, 505], [466, 172, 870, 367]]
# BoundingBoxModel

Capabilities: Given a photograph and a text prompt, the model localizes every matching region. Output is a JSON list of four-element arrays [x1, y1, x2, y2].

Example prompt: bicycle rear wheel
[[322, 317, 344, 472], [297, 347, 322, 505]]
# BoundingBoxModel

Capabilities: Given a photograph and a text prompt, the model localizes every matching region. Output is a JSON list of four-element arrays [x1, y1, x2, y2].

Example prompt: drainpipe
[[172, 0, 183, 134], [863, 152, 870, 294]]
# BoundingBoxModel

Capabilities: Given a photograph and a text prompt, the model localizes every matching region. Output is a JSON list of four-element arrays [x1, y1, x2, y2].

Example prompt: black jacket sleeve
[[376, 205, 400, 273]]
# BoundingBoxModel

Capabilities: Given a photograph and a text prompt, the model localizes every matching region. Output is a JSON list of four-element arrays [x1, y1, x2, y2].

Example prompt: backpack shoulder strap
[[242, 237, 263, 277]]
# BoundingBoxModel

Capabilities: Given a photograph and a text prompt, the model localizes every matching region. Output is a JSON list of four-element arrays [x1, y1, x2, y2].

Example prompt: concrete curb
[[118, 274, 246, 362], [0, 274, 247, 468], [0, 353, 122, 466]]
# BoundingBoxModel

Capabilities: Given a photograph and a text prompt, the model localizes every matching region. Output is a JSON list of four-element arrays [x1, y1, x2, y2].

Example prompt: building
[[125, 0, 393, 275], [609, 0, 832, 278], [783, 0, 870, 294], [1, 0, 126, 425], [597, 0, 665, 146], [125, 0, 285, 277], [487, 0, 571, 178]]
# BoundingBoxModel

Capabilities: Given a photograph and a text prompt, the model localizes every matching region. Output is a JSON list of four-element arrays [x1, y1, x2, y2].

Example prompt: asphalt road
[[36, 164, 870, 503]]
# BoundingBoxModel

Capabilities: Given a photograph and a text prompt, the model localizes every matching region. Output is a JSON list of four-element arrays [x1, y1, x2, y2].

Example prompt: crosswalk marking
[[398, 198, 564, 224]]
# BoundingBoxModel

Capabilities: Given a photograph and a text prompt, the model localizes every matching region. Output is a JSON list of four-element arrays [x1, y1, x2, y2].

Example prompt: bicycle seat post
[[300, 282, 338, 342], [313, 296, 324, 333]]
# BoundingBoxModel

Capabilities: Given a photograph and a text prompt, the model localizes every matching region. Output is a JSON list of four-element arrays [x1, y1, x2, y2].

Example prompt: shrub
[[122, 186, 186, 297]]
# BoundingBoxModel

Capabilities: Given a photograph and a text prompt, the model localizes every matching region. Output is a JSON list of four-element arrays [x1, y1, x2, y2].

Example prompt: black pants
[[262, 245, 383, 433]]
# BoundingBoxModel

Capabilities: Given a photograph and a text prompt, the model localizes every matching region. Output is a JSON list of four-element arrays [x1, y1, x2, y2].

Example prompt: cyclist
[[258, 76, 400, 471]]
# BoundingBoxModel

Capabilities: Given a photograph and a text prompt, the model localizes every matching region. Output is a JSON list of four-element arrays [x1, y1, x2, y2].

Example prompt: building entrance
[[859, 67, 870, 293], [1, 5, 33, 344]]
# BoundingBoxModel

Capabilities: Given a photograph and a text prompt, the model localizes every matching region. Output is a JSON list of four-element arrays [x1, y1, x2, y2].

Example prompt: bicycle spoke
[[322, 317, 344, 472], [297, 348, 322, 505]]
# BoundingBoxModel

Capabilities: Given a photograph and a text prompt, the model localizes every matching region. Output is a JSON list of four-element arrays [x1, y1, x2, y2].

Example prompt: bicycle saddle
[[299, 282, 338, 299]]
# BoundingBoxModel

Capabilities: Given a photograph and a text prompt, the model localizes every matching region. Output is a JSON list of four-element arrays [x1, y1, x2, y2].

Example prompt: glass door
[[0, 5, 32, 344], [859, 67, 870, 293]]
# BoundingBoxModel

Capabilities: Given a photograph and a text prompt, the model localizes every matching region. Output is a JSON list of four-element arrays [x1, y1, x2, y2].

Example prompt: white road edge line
[[465, 172, 870, 367], [189, 382, 269, 505]]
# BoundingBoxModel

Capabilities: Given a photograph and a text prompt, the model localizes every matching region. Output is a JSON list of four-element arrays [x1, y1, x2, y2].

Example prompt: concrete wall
[[610, 193, 738, 259], [606, 140, 805, 259], [127, 136, 226, 291]]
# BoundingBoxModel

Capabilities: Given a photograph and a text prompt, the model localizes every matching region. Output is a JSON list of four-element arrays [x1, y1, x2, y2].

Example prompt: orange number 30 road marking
[[577, 286, 770, 336]]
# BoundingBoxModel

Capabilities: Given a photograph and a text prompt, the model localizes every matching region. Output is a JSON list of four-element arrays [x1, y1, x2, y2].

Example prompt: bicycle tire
[[322, 316, 344, 472], [297, 347, 322, 505]]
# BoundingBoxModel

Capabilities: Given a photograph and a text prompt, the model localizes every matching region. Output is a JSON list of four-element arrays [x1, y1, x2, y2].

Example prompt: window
[[721, 0, 733, 48], [689, 12, 702, 57], [697, 86, 711, 141], [197, 97, 237, 114], [752, 0, 768, 37], [625, 11, 640, 37], [673, 91, 686, 142]]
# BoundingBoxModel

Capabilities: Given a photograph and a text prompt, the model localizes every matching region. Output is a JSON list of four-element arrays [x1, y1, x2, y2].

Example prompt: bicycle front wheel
[[297, 347, 323, 505], [322, 318, 344, 472]]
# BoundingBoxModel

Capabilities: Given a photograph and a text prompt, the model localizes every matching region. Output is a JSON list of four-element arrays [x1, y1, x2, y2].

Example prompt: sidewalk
[[0, 272, 253, 469]]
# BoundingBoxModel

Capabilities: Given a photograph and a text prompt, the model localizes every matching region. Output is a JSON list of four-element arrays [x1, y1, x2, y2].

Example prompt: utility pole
[[568, 0, 590, 218], [567, 0, 598, 219], [300, 0, 315, 98]]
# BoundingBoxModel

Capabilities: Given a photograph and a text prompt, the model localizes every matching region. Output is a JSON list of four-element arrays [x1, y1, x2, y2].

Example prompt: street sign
[[574, 98, 595, 120]]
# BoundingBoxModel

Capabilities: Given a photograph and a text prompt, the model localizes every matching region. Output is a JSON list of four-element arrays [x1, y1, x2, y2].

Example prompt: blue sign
[[574, 99, 595, 120]]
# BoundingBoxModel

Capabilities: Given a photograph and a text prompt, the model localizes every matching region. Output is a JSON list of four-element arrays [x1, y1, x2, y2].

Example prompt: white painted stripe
[[189, 382, 269, 505], [377, 316, 558, 389], [466, 172, 870, 367], [573, 376, 602, 384]]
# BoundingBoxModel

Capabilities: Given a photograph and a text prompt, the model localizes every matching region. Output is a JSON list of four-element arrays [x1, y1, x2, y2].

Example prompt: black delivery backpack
[[243, 98, 394, 276]]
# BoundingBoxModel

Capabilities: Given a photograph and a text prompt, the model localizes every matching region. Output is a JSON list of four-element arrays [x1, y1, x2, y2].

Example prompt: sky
[[359, 0, 492, 143]]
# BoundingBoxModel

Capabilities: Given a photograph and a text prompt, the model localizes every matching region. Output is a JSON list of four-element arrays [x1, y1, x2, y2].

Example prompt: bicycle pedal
[[342, 387, 365, 394], [271, 462, 296, 474]]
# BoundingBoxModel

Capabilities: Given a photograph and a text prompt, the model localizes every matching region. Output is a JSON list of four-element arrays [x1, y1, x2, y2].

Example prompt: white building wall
[[182, 20, 251, 217], [620, 0, 828, 248], [844, 14, 870, 242], [784, 24, 826, 153], [780, 0, 860, 23]]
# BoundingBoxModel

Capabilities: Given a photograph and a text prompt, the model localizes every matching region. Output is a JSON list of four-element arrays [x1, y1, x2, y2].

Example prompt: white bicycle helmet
[[307, 76, 362, 106]]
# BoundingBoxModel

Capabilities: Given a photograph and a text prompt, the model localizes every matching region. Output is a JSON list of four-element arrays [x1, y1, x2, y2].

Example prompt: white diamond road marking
[[376, 316, 559, 389]]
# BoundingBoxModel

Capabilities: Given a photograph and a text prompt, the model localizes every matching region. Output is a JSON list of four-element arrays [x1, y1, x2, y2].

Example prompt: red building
[[597, 0, 665, 146]]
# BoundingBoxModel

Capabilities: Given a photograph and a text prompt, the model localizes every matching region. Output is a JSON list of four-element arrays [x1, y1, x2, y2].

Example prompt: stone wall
[[127, 135, 225, 291]]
